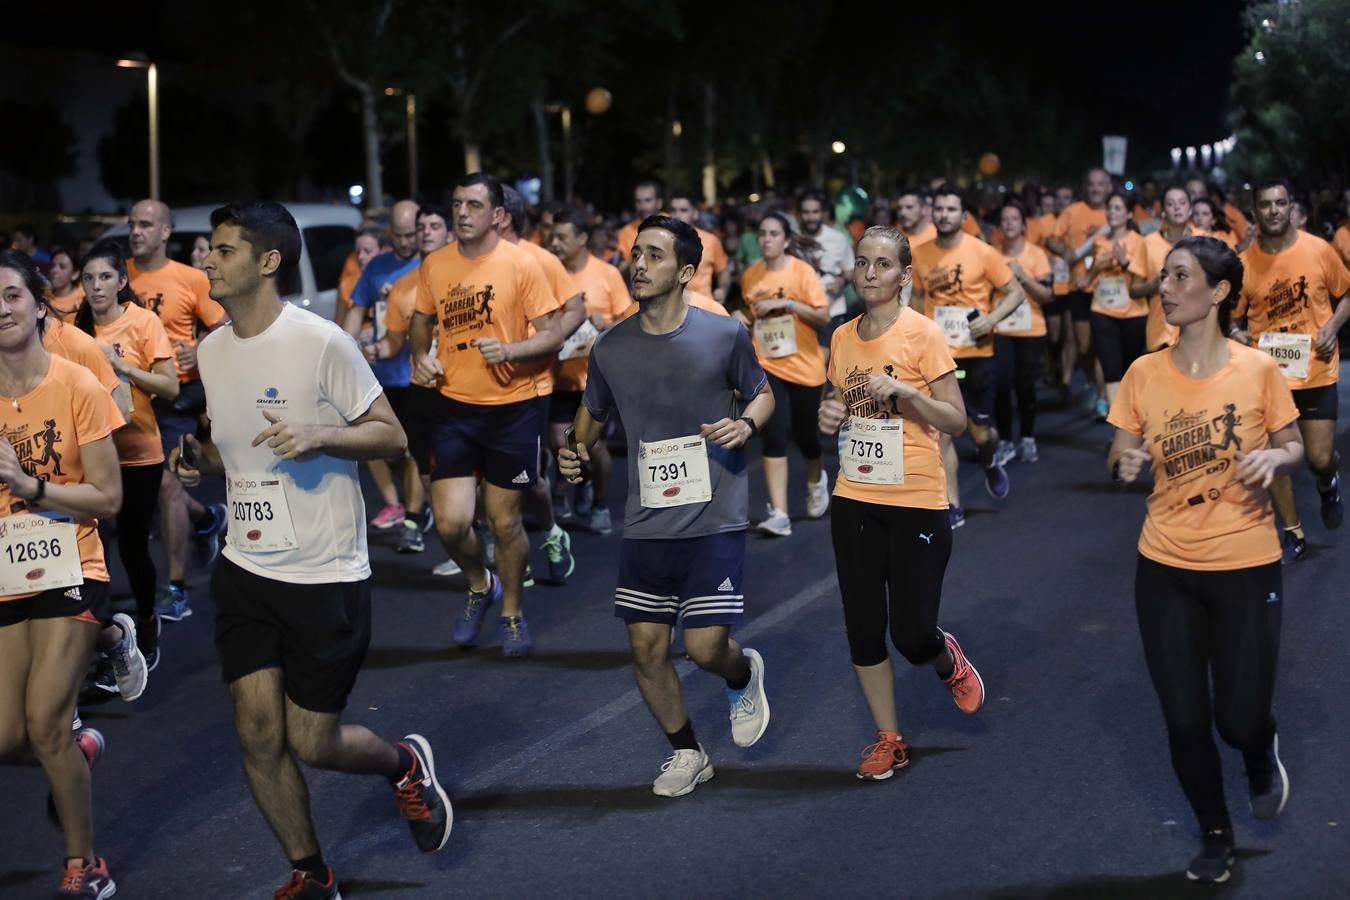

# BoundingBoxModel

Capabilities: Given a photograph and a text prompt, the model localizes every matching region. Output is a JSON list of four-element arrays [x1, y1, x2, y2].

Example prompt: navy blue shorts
[[614, 531, 746, 628], [152, 381, 205, 461], [429, 394, 540, 489]]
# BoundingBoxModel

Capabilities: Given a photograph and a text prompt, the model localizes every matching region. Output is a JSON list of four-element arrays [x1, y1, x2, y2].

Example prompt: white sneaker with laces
[[1018, 436, 1039, 463], [107, 612, 148, 701], [805, 475, 831, 519], [993, 439, 1016, 468], [432, 558, 463, 577], [756, 505, 792, 537], [652, 745, 714, 797], [727, 648, 770, 747]]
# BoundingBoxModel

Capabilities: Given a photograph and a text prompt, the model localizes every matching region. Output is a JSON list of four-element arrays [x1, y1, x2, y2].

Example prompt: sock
[[1285, 523, 1305, 540], [725, 658, 751, 691], [289, 853, 326, 879], [934, 648, 955, 681], [170, 579, 185, 593], [665, 720, 698, 752], [389, 743, 415, 784]]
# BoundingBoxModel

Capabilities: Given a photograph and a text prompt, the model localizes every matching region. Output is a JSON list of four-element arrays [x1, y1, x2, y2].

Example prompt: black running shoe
[[392, 734, 452, 853], [1318, 474, 1343, 530], [1247, 733, 1290, 820], [1185, 828, 1235, 883]]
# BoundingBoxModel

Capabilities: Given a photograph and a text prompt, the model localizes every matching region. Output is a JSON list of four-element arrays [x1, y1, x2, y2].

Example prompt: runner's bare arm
[[1108, 429, 1150, 482], [702, 381, 773, 449], [0, 434, 122, 520], [476, 299, 582, 364], [1235, 423, 1304, 489], [409, 311, 443, 384], [1315, 290, 1350, 357], [985, 279, 1028, 329], [112, 382, 133, 421], [170, 433, 224, 481], [251, 394, 407, 462], [341, 302, 367, 341], [877, 370, 966, 436]]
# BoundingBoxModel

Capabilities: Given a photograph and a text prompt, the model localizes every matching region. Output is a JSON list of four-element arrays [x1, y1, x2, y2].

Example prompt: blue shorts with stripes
[[613, 531, 746, 629]]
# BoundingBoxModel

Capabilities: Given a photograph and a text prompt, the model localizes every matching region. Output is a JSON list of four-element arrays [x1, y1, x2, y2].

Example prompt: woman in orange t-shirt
[[993, 200, 1054, 465], [737, 212, 832, 537], [1107, 236, 1302, 884], [817, 225, 985, 781], [46, 247, 84, 323], [1082, 192, 1151, 415], [1191, 198, 1239, 249], [78, 243, 178, 666], [0, 250, 128, 897]]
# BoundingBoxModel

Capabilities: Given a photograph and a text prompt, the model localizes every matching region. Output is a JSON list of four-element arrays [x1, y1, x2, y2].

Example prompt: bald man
[[126, 198, 229, 639]]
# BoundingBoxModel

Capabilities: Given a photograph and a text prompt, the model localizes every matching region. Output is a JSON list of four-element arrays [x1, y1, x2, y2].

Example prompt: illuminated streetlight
[[117, 53, 159, 199], [831, 141, 847, 154]]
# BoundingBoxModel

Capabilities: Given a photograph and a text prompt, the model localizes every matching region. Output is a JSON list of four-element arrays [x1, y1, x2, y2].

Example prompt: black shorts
[[1292, 383, 1338, 421], [1065, 291, 1092, 323], [212, 557, 371, 714], [0, 579, 110, 628], [153, 381, 206, 460], [1041, 295, 1066, 318], [549, 390, 584, 426], [400, 385, 441, 473], [955, 357, 996, 426], [429, 394, 541, 489], [383, 385, 410, 422]]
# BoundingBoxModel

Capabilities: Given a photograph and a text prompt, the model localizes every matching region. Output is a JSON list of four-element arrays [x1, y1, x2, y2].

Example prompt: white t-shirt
[[198, 303, 382, 584]]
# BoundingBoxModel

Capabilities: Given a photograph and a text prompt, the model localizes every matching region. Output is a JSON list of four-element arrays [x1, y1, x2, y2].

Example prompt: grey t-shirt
[[585, 307, 767, 540]]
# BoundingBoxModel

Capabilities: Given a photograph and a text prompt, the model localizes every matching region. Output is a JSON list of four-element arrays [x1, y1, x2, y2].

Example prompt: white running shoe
[[993, 439, 1016, 468], [728, 648, 770, 747], [1018, 436, 1039, 463], [805, 475, 831, 519], [652, 745, 715, 797], [432, 558, 463, 577], [755, 505, 792, 537], [107, 613, 148, 701]]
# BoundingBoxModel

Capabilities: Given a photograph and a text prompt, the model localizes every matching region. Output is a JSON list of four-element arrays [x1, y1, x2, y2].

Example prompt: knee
[[25, 710, 71, 760], [1215, 718, 1268, 753], [682, 638, 724, 671], [286, 730, 334, 768], [234, 713, 285, 762], [434, 506, 474, 544], [1307, 445, 1335, 473], [1161, 710, 1213, 748], [892, 629, 943, 667], [484, 506, 523, 539], [629, 634, 670, 671], [0, 719, 27, 761]]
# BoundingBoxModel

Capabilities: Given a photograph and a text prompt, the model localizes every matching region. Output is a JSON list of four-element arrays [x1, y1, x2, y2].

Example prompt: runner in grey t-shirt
[[559, 215, 775, 798]]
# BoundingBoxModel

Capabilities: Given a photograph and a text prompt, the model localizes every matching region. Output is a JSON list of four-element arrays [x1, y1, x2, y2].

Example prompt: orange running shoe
[[857, 731, 910, 781], [942, 631, 985, 714]]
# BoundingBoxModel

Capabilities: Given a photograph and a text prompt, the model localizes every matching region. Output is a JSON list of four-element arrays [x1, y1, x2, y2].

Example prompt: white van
[[103, 203, 361, 322]]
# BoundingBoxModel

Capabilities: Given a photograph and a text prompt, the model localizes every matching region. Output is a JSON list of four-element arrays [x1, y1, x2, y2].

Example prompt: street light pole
[[561, 105, 573, 204], [406, 93, 418, 198], [147, 63, 160, 200]]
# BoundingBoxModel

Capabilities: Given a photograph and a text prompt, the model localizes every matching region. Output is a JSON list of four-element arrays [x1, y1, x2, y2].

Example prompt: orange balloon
[[585, 88, 612, 115], [979, 153, 1000, 177]]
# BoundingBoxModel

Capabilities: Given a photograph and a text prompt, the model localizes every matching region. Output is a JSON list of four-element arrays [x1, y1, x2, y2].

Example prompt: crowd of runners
[[3, 167, 1349, 896]]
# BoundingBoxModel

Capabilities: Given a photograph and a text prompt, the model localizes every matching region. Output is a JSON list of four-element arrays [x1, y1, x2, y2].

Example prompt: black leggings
[[831, 497, 950, 667], [762, 373, 822, 460], [994, 335, 1045, 439], [1091, 313, 1147, 383], [1134, 554, 1282, 832], [118, 464, 162, 629]]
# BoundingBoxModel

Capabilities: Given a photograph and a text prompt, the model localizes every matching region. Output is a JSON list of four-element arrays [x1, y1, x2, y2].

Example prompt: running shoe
[[49, 728, 104, 828], [55, 856, 115, 899], [805, 475, 831, 519], [1247, 733, 1290, 820], [1280, 529, 1306, 564], [588, 507, 613, 535], [1081, 383, 1100, 415], [993, 439, 1016, 468], [107, 613, 147, 701], [418, 504, 435, 534], [523, 563, 535, 588], [1093, 396, 1109, 422], [541, 527, 575, 584], [1317, 473, 1343, 530], [1185, 828, 1235, 883], [984, 463, 1010, 500], [393, 734, 453, 853], [942, 631, 985, 714], [273, 867, 339, 899], [1018, 436, 1039, 463], [370, 502, 405, 530], [431, 557, 462, 577], [652, 745, 714, 797], [191, 502, 228, 569], [452, 573, 500, 646], [500, 615, 534, 658], [142, 614, 161, 673], [727, 648, 769, 747], [573, 482, 594, 519], [90, 659, 119, 696], [755, 505, 792, 537], [948, 506, 965, 530], [857, 731, 910, 781], [155, 584, 192, 622], [396, 521, 425, 554], [72, 711, 81, 732]]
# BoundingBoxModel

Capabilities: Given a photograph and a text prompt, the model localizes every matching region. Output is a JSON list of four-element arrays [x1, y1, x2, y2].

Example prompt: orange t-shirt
[[1141, 229, 1188, 351], [742, 256, 829, 386], [377, 265, 420, 338], [687, 228, 729, 296], [1237, 231, 1350, 390], [1334, 224, 1350, 268], [43, 320, 121, 400], [414, 239, 561, 406], [127, 259, 226, 382], [1225, 204, 1249, 242], [903, 223, 937, 249], [1194, 228, 1239, 249], [517, 239, 575, 397], [0, 355, 122, 597], [338, 251, 361, 313], [616, 218, 642, 263], [847, 220, 866, 242], [555, 255, 632, 392], [996, 242, 1052, 339], [912, 234, 1014, 359], [1131, 205, 1158, 229], [94, 304, 174, 465], [827, 307, 956, 510], [961, 212, 982, 238], [1052, 202, 1108, 295], [1108, 342, 1297, 570], [47, 288, 84, 323], [1086, 231, 1149, 318], [1030, 214, 1056, 248]]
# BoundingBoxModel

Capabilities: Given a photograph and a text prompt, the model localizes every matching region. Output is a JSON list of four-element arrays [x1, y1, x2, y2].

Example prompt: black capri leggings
[[119, 463, 163, 629], [1134, 554, 1283, 832], [831, 496, 950, 667], [994, 335, 1046, 440], [762, 373, 822, 460], [1091, 313, 1148, 383]]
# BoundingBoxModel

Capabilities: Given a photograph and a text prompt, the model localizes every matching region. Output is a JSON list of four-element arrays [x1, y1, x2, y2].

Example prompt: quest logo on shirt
[[256, 387, 287, 409]]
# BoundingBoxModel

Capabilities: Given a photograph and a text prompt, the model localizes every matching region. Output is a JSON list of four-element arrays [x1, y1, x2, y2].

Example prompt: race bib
[[558, 319, 599, 361], [1094, 275, 1129, 311], [996, 300, 1034, 334], [1258, 332, 1312, 380], [1052, 256, 1070, 285], [754, 314, 798, 359], [934, 306, 976, 348], [227, 474, 299, 552], [638, 436, 712, 508], [0, 513, 81, 596], [840, 417, 904, 484], [374, 298, 389, 342]]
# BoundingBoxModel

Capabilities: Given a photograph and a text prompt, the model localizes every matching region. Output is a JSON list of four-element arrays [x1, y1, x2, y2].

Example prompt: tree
[[0, 99, 77, 210]]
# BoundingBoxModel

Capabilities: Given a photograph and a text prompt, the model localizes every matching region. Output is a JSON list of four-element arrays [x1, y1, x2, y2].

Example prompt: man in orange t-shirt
[[668, 191, 730, 304], [1046, 168, 1111, 414], [911, 184, 1026, 516], [1233, 179, 1350, 554], [126, 199, 228, 620], [410, 174, 574, 655], [616, 178, 665, 275]]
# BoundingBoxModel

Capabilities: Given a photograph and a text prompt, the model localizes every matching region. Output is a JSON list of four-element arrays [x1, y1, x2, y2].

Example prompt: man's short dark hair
[[636, 215, 703, 272], [456, 172, 505, 209], [633, 178, 664, 198], [798, 188, 827, 208], [1253, 177, 1295, 201], [500, 186, 528, 237], [209, 201, 301, 281], [553, 208, 591, 237], [931, 182, 964, 211], [415, 199, 449, 225], [668, 187, 699, 207], [897, 186, 925, 203]]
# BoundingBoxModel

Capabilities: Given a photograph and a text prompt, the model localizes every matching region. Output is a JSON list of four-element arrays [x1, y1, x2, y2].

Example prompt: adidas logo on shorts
[[716, 577, 734, 592], [64, 586, 82, 601], [511, 471, 530, 484]]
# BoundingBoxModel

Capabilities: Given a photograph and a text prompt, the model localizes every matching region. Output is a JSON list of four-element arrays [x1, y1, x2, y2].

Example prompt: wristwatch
[[737, 416, 758, 437]]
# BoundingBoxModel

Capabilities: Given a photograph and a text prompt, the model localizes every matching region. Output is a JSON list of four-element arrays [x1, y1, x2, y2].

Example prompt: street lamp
[[544, 103, 575, 203], [384, 87, 419, 197], [117, 53, 159, 200]]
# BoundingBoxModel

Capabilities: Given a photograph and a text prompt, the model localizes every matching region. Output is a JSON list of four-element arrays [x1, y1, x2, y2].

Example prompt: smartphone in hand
[[178, 434, 197, 470], [562, 425, 590, 482]]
